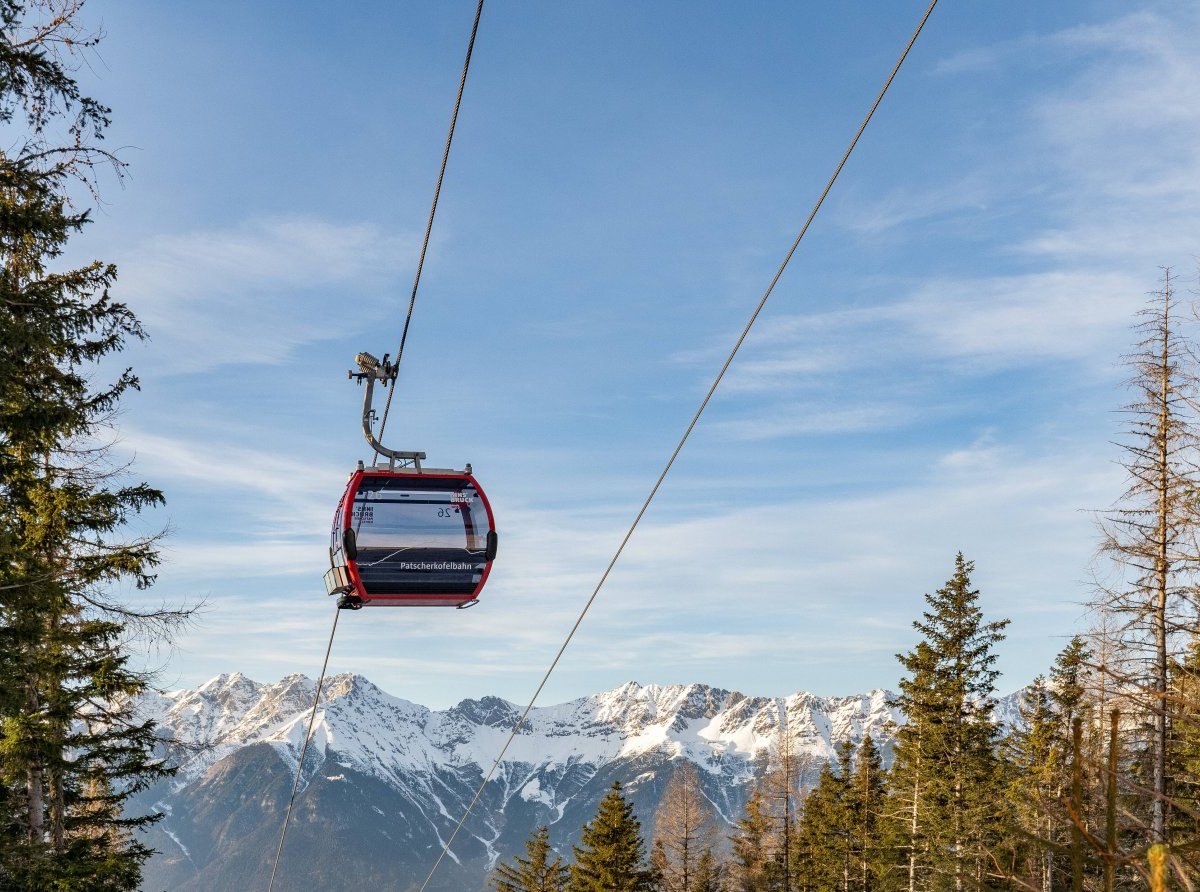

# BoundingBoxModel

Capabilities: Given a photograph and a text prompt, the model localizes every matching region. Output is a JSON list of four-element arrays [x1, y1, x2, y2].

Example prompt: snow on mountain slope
[[138, 673, 904, 793], [133, 676, 1028, 892]]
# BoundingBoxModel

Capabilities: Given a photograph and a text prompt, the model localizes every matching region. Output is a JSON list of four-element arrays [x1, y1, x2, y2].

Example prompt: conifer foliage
[[886, 554, 1009, 892], [1002, 637, 1096, 892], [0, 2, 188, 889], [494, 825, 570, 892], [728, 785, 775, 892], [793, 751, 851, 892], [571, 782, 656, 892]]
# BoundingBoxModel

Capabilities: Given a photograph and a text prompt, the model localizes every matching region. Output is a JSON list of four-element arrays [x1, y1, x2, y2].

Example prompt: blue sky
[[56, 0, 1200, 707]]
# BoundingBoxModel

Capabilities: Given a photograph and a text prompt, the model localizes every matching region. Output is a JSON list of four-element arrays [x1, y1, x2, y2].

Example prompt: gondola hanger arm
[[349, 351, 425, 470]]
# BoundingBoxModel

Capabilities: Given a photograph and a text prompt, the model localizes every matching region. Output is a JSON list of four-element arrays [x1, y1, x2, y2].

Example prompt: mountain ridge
[[137, 673, 904, 789], [132, 674, 1017, 891]]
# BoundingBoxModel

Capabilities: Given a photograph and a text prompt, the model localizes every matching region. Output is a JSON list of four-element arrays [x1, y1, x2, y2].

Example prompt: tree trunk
[[25, 675, 44, 844], [49, 761, 65, 850], [907, 768, 919, 892], [1153, 281, 1170, 845]]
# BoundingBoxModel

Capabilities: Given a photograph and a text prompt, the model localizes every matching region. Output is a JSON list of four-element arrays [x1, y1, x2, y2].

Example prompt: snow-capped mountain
[[130, 674, 907, 892]]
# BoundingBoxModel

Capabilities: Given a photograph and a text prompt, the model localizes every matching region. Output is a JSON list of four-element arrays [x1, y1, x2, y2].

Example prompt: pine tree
[[729, 786, 774, 892], [653, 761, 720, 892], [847, 736, 887, 892], [1166, 638, 1200, 842], [570, 782, 655, 892], [884, 641, 938, 892], [885, 555, 1009, 892], [694, 848, 726, 892], [793, 755, 851, 892], [493, 825, 570, 892], [1003, 676, 1064, 892], [0, 2, 190, 887]]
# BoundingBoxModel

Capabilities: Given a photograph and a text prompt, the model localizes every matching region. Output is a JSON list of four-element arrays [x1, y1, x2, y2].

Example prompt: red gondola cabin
[[325, 467, 497, 608]]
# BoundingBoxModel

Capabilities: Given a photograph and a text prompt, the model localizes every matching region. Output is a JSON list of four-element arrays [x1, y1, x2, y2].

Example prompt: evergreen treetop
[[493, 825, 569, 892], [887, 554, 1010, 892], [570, 781, 654, 892]]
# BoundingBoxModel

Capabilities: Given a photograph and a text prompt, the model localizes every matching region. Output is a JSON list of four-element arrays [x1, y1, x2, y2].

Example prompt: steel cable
[[416, 2, 941, 889], [267, 606, 341, 892], [377, 0, 486, 448]]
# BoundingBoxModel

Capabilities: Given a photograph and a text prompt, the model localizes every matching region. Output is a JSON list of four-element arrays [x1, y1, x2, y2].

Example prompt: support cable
[[377, 0, 486, 448], [267, 606, 342, 892], [416, 2, 940, 889]]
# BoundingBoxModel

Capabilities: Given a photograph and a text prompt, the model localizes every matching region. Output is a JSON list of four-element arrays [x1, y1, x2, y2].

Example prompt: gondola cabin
[[325, 466, 497, 608]]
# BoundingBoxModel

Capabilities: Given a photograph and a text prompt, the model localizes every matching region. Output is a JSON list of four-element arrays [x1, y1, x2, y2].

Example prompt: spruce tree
[[848, 736, 887, 892], [0, 2, 189, 888], [729, 786, 774, 892], [999, 636, 1100, 892], [884, 641, 938, 892], [793, 755, 850, 892], [493, 825, 570, 892], [1003, 677, 1064, 892], [1166, 639, 1200, 843], [694, 848, 726, 892], [885, 555, 1009, 892], [570, 782, 655, 892]]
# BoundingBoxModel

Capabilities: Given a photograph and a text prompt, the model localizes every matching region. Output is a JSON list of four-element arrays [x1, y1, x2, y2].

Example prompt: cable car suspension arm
[[349, 351, 426, 469]]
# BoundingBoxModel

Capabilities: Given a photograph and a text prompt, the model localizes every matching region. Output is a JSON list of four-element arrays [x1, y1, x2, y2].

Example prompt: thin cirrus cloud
[[1012, 12, 1200, 264], [145, 438, 1122, 703], [716, 8, 1200, 415], [158, 540, 317, 581], [450, 442, 1123, 697], [837, 175, 996, 238], [121, 429, 343, 521], [705, 267, 1138, 409], [611, 443, 1115, 605], [114, 429, 344, 587], [896, 271, 1144, 367], [710, 404, 911, 441], [115, 216, 417, 374]]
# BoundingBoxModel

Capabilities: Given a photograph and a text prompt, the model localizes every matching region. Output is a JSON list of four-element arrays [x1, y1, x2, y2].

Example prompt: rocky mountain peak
[[449, 695, 520, 728]]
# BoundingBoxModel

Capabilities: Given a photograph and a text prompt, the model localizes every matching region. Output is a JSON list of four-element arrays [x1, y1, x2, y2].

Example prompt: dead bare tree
[[1092, 269, 1200, 850]]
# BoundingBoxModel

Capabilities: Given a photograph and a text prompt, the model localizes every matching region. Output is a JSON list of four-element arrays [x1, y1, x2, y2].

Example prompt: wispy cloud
[[143, 421, 1122, 703], [836, 175, 995, 237], [933, 10, 1200, 267], [159, 541, 317, 580], [932, 31, 1054, 76], [126, 429, 341, 500], [898, 271, 1142, 366], [711, 404, 912, 440], [702, 266, 1138, 417], [118, 217, 416, 374], [115, 429, 346, 590], [690, 6, 1200, 424]]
